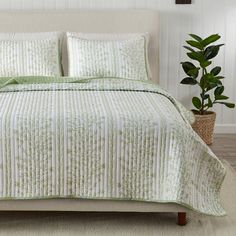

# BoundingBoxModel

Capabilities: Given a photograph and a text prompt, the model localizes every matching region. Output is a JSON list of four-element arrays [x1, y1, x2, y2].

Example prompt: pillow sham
[[0, 32, 62, 77], [66, 32, 150, 80]]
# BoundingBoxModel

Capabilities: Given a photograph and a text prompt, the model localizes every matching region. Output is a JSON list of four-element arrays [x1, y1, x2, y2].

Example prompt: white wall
[[0, 0, 236, 133]]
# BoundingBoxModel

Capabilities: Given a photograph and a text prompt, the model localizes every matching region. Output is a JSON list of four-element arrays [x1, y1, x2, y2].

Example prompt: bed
[[0, 10, 226, 226]]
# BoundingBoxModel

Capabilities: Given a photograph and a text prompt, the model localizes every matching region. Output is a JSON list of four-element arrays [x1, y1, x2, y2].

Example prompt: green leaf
[[180, 77, 198, 85], [207, 78, 222, 90], [215, 95, 229, 100], [216, 102, 235, 108], [181, 62, 199, 78], [183, 46, 195, 52], [211, 66, 221, 76], [201, 73, 222, 91], [181, 62, 195, 74], [208, 77, 221, 84], [187, 52, 205, 62], [214, 86, 224, 96], [200, 73, 213, 89], [200, 60, 212, 68], [202, 34, 221, 47], [207, 81, 222, 91], [200, 79, 207, 89], [189, 34, 203, 42], [208, 97, 213, 108], [207, 84, 218, 91], [204, 44, 224, 60], [192, 97, 202, 110], [225, 103, 235, 108], [186, 40, 203, 50], [215, 76, 225, 80], [188, 68, 200, 78]]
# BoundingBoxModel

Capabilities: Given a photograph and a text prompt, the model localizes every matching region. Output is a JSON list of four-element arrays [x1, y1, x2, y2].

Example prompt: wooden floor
[[210, 134, 236, 170]]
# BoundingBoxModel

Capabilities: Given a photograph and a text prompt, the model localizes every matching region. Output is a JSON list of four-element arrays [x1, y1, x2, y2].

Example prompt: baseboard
[[215, 124, 236, 134]]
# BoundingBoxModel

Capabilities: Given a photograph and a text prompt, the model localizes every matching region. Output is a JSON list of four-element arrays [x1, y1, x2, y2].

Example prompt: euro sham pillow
[[66, 32, 150, 80], [0, 32, 62, 76]]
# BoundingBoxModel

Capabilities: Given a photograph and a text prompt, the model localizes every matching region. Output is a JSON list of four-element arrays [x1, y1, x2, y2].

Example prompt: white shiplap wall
[[0, 0, 236, 133]]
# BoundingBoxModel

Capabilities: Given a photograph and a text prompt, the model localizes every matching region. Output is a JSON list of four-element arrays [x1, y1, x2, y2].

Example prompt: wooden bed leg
[[178, 212, 187, 226]]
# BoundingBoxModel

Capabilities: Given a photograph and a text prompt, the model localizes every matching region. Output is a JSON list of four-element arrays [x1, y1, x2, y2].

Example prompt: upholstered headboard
[[0, 10, 159, 82]]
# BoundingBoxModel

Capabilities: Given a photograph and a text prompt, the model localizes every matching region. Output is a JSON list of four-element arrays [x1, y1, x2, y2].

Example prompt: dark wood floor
[[210, 134, 236, 170]]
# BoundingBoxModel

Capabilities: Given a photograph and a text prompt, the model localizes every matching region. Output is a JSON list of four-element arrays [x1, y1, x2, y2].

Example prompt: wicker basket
[[191, 111, 216, 145]]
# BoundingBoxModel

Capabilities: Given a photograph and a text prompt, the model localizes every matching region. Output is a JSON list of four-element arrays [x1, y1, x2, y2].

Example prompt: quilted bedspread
[[0, 76, 226, 216]]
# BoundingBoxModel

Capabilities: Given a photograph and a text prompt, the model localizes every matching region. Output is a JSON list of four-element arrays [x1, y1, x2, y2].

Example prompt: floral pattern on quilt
[[0, 76, 226, 216]]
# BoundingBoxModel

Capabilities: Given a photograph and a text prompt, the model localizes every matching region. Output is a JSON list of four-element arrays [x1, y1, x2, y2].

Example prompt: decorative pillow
[[66, 32, 150, 80], [0, 32, 62, 77]]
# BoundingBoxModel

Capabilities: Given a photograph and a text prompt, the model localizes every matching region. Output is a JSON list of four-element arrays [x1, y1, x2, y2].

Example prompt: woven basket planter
[[192, 111, 216, 145]]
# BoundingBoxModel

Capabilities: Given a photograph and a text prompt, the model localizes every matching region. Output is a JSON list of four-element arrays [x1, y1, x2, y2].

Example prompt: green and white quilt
[[0, 76, 226, 216]]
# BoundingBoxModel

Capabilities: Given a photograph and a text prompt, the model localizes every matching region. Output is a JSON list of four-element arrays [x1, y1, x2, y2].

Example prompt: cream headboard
[[0, 10, 159, 82]]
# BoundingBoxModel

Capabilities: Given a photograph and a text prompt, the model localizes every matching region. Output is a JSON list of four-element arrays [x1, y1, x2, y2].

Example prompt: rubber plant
[[180, 33, 235, 144], [181, 33, 235, 114]]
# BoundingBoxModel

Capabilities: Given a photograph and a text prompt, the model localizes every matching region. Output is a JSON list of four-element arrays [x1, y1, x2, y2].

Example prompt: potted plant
[[181, 33, 235, 145]]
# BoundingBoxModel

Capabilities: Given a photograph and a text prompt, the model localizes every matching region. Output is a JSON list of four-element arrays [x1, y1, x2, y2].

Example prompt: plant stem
[[200, 68, 205, 115]]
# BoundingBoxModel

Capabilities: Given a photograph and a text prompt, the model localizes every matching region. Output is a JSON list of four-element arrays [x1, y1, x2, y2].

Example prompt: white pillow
[[66, 32, 151, 80], [0, 32, 62, 77]]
